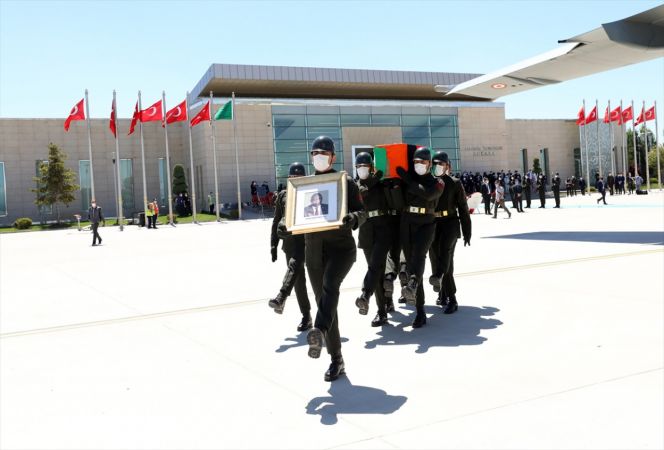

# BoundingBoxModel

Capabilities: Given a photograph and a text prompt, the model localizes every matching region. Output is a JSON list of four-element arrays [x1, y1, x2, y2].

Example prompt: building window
[[0, 162, 6, 216], [120, 159, 135, 212], [158, 158, 167, 208], [79, 160, 91, 211]]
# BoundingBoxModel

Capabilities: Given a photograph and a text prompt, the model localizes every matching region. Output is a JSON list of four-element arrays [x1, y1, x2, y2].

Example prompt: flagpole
[[655, 101, 661, 191], [162, 91, 174, 226], [210, 91, 221, 222], [621, 100, 627, 177], [232, 92, 242, 220], [186, 92, 198, 224], [608, 100, 615, 176], [138, 91, 149, 223], [632, 100, 638, 178], [643, 100, 651, 191], [583, 100, 590, 192], [596, 99, 601, 180], [84, 89, 96, 201], [112, 90, 123, 231]]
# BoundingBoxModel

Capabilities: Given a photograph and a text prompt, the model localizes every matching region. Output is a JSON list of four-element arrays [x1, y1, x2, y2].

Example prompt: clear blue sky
[[1, 0, 662, 128]]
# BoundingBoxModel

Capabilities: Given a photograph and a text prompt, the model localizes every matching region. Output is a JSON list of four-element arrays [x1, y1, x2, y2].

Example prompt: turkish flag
[[621, 106, 633, 123], [128, 102, 140, 136], [584, 106, 597, 124], [576, 106, 585, 125], [140, 100, 163, 122], [165, 100, 187, 125], [109, 99, 117, 137], [635, 107, 645, 126], [64, 98, 85, 131], [645, 106, 656, 121], [604, 106, 622, 124], [190, 101, 210, 127]]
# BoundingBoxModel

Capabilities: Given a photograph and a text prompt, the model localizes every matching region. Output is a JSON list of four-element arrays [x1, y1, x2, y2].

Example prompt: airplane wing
[[439, 4, 664, 101]]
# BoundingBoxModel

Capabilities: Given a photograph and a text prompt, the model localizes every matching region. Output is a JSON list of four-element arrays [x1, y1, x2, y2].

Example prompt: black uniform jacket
[[357, 174, 390, 250], [270, 189, 304, 253], [434, 175, 471, 240], [403, 172, 444, 212]]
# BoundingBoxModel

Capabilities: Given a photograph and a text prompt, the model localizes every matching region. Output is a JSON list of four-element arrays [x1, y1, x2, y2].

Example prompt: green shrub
[[13, 218, 32, 229]]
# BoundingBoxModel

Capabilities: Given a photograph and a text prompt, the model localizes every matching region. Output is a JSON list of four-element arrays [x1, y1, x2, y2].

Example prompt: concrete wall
[[457, 106, 508, 173]]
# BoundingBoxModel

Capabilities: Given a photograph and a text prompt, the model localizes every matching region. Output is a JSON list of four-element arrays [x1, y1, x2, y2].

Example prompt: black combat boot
[[355, 291, 370, 316], [268, 292, 286, 314], [401, 275, 418, 306], [412, 308, 427, 328], [371, 307, 388, 327], [324, 355, 345, 382], [397, 296, 407, 304], [443, 295, 458, 314], [297, 313, 312, 332], [385, 300, 395, 313], [307, 327, 324, 359], [436, 291, 445, 306]]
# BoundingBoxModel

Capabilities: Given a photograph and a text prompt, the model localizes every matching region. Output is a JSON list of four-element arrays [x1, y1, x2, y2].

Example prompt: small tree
[[172, 164, 188, 195], [32, 143, 79, 223], [532, 158, 542, 175]]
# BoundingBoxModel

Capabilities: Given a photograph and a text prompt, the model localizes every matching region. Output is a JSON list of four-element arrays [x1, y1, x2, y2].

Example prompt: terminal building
[[0, 63, 592, 226]]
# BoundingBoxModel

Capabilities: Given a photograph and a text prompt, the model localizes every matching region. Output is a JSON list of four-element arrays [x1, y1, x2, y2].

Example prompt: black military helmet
[[311, 136, 335, 153], [355, 152, 372, 166], [288, 162, 306, 177], [432, 151, 449, 164], [413, 147, 431, 161]]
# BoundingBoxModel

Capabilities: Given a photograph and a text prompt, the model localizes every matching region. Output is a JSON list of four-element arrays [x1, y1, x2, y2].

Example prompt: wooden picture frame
[[285, 171, 348, 235]]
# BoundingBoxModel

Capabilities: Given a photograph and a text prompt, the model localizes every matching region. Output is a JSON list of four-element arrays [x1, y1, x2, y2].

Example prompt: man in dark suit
[[304, 192, 328, 217], [596, 177, 608, 205], [87, 199, 104, 246]]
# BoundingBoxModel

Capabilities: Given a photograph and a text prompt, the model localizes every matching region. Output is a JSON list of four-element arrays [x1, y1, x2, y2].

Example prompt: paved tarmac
[[1, 191, 663, 449]]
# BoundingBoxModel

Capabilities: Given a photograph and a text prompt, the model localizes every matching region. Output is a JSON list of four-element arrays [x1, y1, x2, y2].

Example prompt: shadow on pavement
[[276, 334, 348, 353], [484, 231, 664, 245], [305, 376, 407, 425], [365, 305, 502, 353]]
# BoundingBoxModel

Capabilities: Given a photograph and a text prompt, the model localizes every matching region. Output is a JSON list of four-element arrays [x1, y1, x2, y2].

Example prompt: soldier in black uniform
[[480, 177, 492, 214], [552, 172, 561, 208], [537, 174, 546, 208], [428, 152, 470, 313], [524, 175, 532, 208], [296, 136, 365, 382], [269, 162, 312, 332], [354, 152, 393, 327], [381, 179, 405, 308], [513, 178, 524, 212], [397, 148, 444, 328]]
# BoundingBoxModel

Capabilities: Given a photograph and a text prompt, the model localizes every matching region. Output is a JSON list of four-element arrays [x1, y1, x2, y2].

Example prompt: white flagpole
[[583, 100, 590, 192], [621, 100, 627, 177], [210, 91, 220, 222], [655, 101, 661, 191], [232, 92, 242, 220], [608, 100, 615, 176], [84, 89, 96, 201], [162, 91, 174, 226], [632, 100, 638, 178], [186, 92, 198, 224], [643, 100, 650, 191], [112, 90, 123, 231], [596, 99, 602, 179], [138, 91, 149, 222]]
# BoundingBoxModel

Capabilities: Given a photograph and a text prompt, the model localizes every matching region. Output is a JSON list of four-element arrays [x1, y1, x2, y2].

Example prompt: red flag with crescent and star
[[140, 100, 163, 122], [603, 105, 622, 124], [645, 106, 656, 121], [634, 107, 646, 126], [584, 106, 597, 125], [109, 99, 117, 137], [190, 101, 210, 127], [64, 98, 85, 131], [621, 106, 633, 123], [165, 100, 187, 125], [128, 102, 140, 135], [576, 106, 585, 125]]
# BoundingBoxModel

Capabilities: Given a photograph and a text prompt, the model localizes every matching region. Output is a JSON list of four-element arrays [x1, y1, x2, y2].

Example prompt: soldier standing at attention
[[397, 148, 444, 328], [537, 174, 546, 208], [524, 174, 533, 208], [269, 162, 313, 332], [552, 172, 561, 208]]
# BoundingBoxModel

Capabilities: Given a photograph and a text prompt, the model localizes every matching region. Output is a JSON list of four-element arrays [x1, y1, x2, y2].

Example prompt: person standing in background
[[88, 199, 104, 246]]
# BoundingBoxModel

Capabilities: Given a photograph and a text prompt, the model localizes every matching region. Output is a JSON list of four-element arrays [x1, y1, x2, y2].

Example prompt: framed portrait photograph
[[285, 171, 348, 234]]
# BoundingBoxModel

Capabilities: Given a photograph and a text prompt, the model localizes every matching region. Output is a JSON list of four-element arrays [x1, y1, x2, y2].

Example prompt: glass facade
[[120, 159, 135, 213], [0, 162, 6, 216], [79, 160, 91, 210], [271, 104, 459, 188], [158, 158, 167, 208]]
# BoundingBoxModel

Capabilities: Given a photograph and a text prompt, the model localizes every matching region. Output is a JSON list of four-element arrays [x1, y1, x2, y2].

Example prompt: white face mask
[[313, 154, 331, 172], [433, 165, 445, 177], [91, 203, 96, 208], [357, 166, 370, 180], [414, 163, 428, 176]]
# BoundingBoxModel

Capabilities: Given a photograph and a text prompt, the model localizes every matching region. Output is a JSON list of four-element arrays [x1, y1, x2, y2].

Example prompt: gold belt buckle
[[443, 211, 448, 217]]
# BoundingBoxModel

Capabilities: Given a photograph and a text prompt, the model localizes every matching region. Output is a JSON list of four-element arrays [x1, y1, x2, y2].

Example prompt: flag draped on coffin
[[64, 98, 85, 131], [190, 102, 210, 127], [214, 100, 232, 120]]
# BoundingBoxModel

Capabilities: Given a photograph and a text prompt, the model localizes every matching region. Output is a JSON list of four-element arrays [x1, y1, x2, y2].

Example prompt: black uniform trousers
[[483, 195, 491, 214], [306, 239, 355, 358], [539, 190, 546, 207], [525, 189, 531, 208], [553, 188, 560, 207], [384, 215, 404, 287], [360, 219, 392, 310], [515, 196, 523, 212], [279, 236, 311, 315], [429, 218, 459, 298], [400, 213, 437, 308], [91, 223, 101, 244]]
